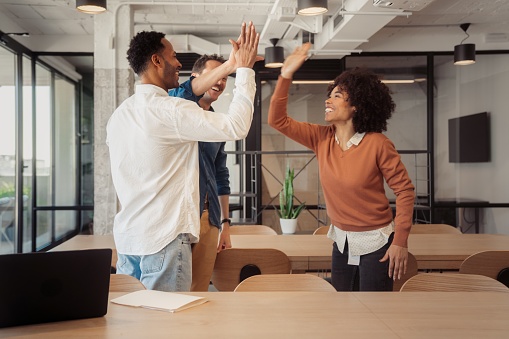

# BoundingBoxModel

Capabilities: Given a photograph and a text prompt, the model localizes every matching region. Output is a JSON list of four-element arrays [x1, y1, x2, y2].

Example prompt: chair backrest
[[459, 250, 509, 286], [234, 273, 336, 292], [400, 273, 509, 292], [229, 225, 277, 235], [211, 248, 291, 291], [109, 274, 146, 292], [410, 224, 462, 234], [312, 226, 329, 235], [393, 252, 419, 291]]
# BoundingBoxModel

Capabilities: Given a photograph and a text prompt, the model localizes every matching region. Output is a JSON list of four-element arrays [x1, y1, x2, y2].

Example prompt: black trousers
[[331, 233, 394, 291]]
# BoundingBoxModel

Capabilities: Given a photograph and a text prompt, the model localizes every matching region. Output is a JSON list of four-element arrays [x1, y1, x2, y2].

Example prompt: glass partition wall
[[0, 47, 17, 253], [0, 42, 90, 254]]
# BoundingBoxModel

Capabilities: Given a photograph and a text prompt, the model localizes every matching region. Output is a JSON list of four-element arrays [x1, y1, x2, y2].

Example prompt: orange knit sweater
[[268, 76, 415, 247]]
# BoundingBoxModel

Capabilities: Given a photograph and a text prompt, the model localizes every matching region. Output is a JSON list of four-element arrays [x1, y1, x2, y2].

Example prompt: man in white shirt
[[106, 22, 259, 292]]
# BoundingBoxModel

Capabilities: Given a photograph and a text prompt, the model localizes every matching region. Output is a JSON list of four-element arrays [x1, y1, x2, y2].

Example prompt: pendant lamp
[[265, 39, 284, 68], [454, 23, 475, 66], [298, 0, 328, 16], [76, 0, 107, 14]]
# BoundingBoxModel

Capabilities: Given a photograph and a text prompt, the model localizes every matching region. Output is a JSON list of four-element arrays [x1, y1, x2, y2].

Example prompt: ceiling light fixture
[[454, 23, 476, 66], [4, 32, 30, 36], [292, 80, 333, 84], [76, 0, 107, 14], [298, 0, 328, 16], [265, 39, 284, 68]]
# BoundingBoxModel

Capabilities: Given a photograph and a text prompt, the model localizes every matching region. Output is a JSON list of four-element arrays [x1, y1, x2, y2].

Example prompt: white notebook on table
[[111, 290, 208, 313]]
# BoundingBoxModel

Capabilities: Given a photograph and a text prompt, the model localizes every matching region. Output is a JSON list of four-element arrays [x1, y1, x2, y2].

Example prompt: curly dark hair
[[126, 31, 166, 75], [327, 67, 395, 133], [191, 54, 226, 74]]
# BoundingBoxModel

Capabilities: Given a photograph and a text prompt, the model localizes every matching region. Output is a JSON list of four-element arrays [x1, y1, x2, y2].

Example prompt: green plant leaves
[[278, 167, 305, 219]]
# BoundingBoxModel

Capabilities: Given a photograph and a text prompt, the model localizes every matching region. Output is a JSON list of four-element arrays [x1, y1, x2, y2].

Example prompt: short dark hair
[[328, 67, 395, 133], [191, 54, 226, 74], [126, 31, 166, 75]]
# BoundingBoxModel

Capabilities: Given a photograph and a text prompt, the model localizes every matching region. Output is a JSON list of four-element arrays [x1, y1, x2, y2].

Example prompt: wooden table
[[1, 291, 508, 338], [51, 233, 509, 271], [407, 233, 509, 269]]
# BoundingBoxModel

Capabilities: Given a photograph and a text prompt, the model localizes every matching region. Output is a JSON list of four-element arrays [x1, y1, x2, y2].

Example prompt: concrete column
[[93, 3, 133, 234]]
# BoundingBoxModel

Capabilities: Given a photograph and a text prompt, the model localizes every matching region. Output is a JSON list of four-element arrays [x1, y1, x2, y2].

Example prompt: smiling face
[[160, 38, 182, 90], [195, 60, 227, 103], [324, 86, 356, 124]]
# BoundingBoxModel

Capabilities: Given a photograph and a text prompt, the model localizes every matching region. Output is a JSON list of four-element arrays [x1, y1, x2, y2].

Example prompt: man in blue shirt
[[169, 54, 234, 291]]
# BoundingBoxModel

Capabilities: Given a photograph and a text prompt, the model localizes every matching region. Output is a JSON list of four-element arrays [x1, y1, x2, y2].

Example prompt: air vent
[[485, 33, 508, 43], [373, 0, 434, 11], [333, 13, 344, 29]]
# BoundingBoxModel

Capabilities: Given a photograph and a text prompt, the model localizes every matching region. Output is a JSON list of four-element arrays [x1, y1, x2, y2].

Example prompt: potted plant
[[277, 167, 305, 234]]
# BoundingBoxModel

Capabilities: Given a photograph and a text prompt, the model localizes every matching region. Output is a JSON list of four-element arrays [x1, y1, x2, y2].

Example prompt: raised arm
[[190, 22, 259, 96]]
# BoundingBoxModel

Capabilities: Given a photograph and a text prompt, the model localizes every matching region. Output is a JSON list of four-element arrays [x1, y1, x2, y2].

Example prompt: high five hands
[[228, 22, 262, 70]]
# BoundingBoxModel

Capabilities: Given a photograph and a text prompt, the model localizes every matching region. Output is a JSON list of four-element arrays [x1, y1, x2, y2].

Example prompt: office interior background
[[1, 0, 508, 254]]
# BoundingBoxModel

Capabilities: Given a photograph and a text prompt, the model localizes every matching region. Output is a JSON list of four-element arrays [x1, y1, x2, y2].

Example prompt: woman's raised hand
[[281, 42, 311, 79]]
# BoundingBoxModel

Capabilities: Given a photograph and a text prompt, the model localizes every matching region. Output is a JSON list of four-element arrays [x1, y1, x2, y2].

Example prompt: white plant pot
[[280, 218, 298, 234]]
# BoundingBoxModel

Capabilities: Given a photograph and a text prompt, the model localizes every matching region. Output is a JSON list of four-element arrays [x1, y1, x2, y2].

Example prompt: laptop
[[0, 248, 112, 328]]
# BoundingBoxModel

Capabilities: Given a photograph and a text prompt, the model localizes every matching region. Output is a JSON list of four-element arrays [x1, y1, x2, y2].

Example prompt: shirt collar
[[334, 132, 366, 149], [135, 84, 169, 96]]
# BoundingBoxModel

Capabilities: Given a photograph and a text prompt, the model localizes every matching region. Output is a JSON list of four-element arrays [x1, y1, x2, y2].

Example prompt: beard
[[163, 59, 179, 89]]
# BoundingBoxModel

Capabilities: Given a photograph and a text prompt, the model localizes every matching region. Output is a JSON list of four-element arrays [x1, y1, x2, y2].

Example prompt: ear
[[151, 54, 163, 68], [191, 72, 199, 77]]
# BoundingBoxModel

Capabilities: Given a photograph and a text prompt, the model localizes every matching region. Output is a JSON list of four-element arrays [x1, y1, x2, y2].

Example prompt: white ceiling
[[1, 0, 508, 72]]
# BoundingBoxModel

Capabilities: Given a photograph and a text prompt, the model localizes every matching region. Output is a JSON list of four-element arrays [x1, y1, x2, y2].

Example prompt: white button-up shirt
[[106, 68, 255, 255]]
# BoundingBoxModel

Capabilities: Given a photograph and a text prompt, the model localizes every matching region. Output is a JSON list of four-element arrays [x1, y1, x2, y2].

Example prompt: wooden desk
[[408, 233, 509, 270], [51, 233, 509, 271], [50, 234, 332, 271], [1, 291, 508, 338]]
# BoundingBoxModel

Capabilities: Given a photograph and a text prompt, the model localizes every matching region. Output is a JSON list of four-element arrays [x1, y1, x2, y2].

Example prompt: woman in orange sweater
[[268, 43, 415, 291]]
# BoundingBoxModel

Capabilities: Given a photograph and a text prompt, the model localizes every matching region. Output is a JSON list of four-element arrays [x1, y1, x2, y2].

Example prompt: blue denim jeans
[[116, 233, 192, 292], [331, 233, 394, 291]]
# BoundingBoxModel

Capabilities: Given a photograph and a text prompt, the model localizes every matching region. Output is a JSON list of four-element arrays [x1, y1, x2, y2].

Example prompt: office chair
[[234, 273, 336, 292], [211, 248, 291, 291]]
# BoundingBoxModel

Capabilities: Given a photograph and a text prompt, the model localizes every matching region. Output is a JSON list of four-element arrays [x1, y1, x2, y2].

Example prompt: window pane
[[22, 55, 34, 252], [35, 210, 52, 250], [55, 210, 76, 239], [0, 46, 16, 254], [35, 64, 52, 207], [54, 75, 76, 207]]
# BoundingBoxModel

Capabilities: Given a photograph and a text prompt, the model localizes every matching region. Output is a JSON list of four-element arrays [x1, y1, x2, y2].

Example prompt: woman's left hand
[[380, 245, 408, 280]]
